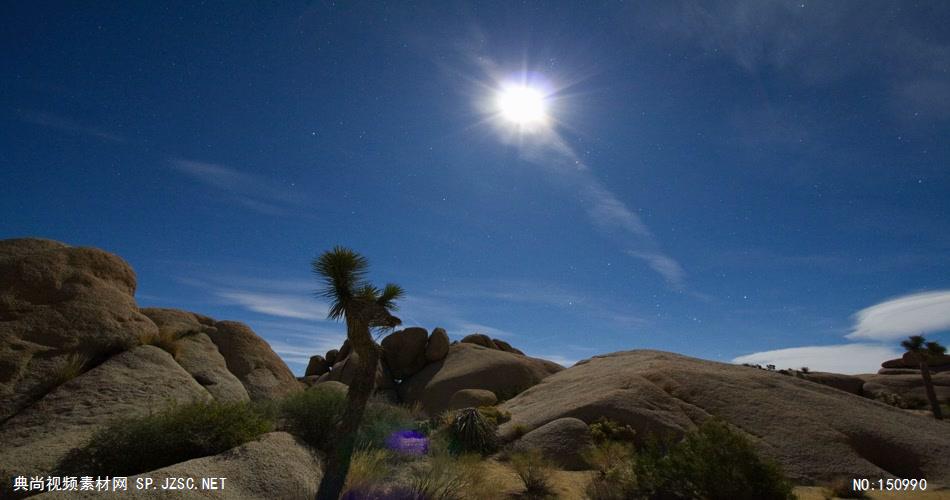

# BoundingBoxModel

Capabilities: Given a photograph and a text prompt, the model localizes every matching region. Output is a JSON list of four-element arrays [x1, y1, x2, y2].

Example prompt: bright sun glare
[[496, 85, 547, 126]]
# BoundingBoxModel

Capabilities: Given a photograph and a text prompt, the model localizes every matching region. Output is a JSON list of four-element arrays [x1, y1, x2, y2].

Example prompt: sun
[[496, 85, 548, 126]]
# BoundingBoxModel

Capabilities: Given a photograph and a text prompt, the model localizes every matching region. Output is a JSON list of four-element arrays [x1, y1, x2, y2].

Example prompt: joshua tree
[[900, 335, 946, 420], [312, 247, 404, 499]]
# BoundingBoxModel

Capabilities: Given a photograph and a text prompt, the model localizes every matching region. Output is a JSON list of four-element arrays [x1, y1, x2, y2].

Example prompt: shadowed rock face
[[207, 321, 302, 402], [0, 239, 157, 422], [0, 346, 212, 476], [34, 432, 322, 500], [142, 308, 250, 403], [500, 350, 950, 485]]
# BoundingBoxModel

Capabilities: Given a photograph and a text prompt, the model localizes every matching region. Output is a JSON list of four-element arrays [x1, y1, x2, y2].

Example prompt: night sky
[[4, 2, 949, 374]]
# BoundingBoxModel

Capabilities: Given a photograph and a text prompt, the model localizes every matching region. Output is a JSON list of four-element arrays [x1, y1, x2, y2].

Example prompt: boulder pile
[[0, 238, 303, 480], [303, 326, 564, 415]]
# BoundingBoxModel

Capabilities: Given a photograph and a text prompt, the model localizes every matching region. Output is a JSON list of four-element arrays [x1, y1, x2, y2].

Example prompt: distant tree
[[900, 335, 946, 420], [800, 367, 810, 374], [312, 247, 404, 499]]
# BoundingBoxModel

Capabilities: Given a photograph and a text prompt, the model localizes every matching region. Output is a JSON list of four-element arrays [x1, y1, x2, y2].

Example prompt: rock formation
[[499, 350, 950, 484]]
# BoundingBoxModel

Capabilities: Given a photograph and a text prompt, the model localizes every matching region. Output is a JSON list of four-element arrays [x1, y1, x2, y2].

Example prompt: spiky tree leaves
[[900, 335, 946, 420], [312, 247, 403, 500]]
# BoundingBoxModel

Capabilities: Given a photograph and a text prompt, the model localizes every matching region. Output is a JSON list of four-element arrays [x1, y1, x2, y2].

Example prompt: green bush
[[589, 417, 637, 444], [58, 400, 273, 477], [280, 386, 347, 450], [280, 387, 415, 451], [447, 408, 498, 455], [634, 420, 794, 500], [583, 441, 637, 500]]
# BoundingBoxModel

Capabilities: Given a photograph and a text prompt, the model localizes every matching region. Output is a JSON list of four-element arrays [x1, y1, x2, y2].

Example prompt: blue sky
[[3, 1, 949, 374]]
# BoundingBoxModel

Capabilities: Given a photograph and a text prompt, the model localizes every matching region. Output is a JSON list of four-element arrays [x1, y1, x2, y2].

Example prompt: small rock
[[460, 333, 495, 349], [511, 417, 592, 471], [448, 388, 498, 410]]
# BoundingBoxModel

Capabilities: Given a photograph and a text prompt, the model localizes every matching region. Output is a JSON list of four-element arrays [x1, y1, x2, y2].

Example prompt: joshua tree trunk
[[918, 360, 943, 420], [316, 317, 380, 500]]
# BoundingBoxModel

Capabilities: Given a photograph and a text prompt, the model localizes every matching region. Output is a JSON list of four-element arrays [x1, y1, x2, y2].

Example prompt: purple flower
[[385, 429, 428, 455]]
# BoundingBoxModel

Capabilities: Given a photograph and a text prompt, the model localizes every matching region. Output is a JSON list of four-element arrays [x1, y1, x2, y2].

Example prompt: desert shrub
[[584, 440, 636, 478], [138, 330, 183, 358], [874, 391, 911, 409], [281, 388, 416, 451], [477, 405, 511, 426], [447, 408, 498, 455], [589, 417, 637, 444], [280, 386, 347, 450], [359, 402, 416, 449], [342, 449, 391, 498], [58, 400, 273, 477], [511, 423, 529, 440], [583, 441, 637, 500], [824, 477, 869, 499], [510, 449, 555, 499], [404, 453, 490, 500], [43, 352, 89, 392], [634, 420, 794, 500]]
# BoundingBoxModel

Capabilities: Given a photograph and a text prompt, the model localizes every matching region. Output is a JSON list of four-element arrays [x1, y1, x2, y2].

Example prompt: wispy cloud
[[627, 251, 686, 290], [169, 159, 309, 216], [635, 1, 950, 120], [846, 290, 950, 341], [732, 343, 901, 375], [216, 290, 329, 321], [21, 111, 125, 142]]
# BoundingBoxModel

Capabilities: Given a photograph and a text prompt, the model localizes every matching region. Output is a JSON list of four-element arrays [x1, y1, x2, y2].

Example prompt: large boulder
[[447, 388, 498, 411], [141, 308, 249, 403], [499, 350, 950, 484], [398, 343, 563, 415], [881, 353, 950, 372], [0, 238, 157, 421], [858, 372, 950, 404], [206, 321, 301, 401], [0, 345, 212, 477], [35, 432, 322, 499], [510, 417, 592, 471], [381, 327, 429, 380], [425, 327, 450, 362], [800, 371, 865, 395], [492, 338, 524, 355]]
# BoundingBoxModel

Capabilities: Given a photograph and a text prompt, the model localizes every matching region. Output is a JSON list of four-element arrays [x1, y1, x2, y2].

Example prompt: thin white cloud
[[846, 290, 950, 341], [627, 251, 686, 290], [454, 322, 517, 340], [21, 111, 125, 142], [732, 344, 901, 375], [216, 290, 329, 321], [169, 159, 308, 215]]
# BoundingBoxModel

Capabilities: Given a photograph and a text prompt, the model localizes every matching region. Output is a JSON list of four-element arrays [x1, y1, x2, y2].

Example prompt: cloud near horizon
[[732, 343, 901, 375], [734, 290, 950, 373], [846, 290, 950, 341]]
